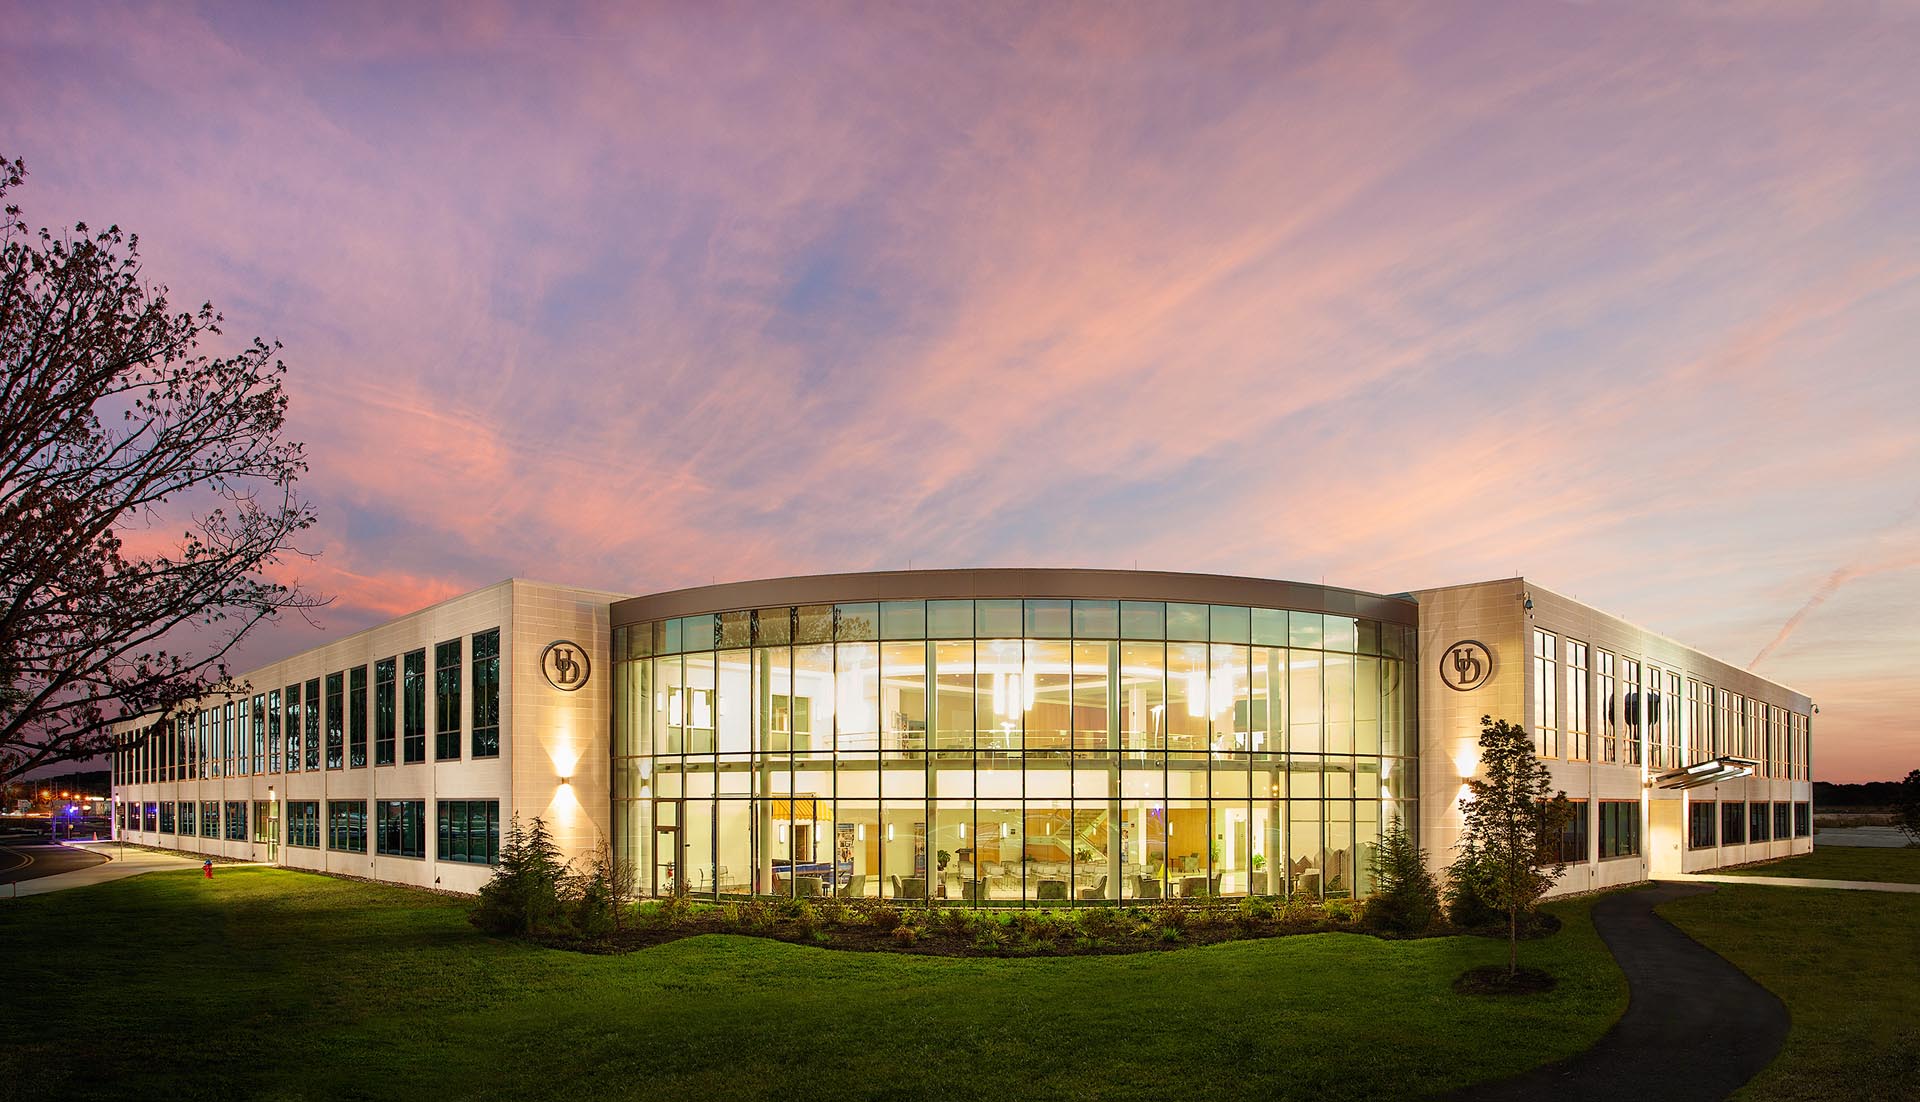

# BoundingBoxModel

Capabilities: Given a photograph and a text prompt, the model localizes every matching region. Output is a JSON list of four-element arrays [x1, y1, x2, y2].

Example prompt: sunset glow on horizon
[[6, 2, 1916, 781]]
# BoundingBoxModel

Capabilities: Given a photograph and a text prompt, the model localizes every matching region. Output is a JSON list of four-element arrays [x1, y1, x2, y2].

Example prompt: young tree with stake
[[1449, 715, 1575, 975]]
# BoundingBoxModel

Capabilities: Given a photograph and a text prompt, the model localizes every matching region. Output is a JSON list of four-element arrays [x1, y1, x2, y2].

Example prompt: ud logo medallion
[[542, 640, 591, 692], [1440, 640, 1492, 692]]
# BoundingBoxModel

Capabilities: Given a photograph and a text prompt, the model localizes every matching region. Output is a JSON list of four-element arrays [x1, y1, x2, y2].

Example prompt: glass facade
[[612, 596, 1415, 905]]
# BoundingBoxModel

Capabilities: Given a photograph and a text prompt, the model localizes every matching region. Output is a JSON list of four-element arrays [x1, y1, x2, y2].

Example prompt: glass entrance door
[[653, 798, 683, 896]]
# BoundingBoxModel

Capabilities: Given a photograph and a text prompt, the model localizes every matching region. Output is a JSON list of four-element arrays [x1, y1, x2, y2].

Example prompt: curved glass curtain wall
[[612, 597, 1415, 905]]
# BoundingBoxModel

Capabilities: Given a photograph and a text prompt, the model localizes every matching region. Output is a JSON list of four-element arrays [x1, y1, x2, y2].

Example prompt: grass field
[[1659, 883, 1920, 1101], [1719, 843, 1920, 884], [0, 868, 1623, 1102]]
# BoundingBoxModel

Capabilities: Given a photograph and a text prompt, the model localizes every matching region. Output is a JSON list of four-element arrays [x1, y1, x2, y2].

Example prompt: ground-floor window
[[1688, 801, 1716, 849], [1721, 801, 1746, 846], [252, 802, 274, 843], [328, 800, 368, 853], [287, 801, 321, 848], [158, 801, 176, 834], [177, 801, 195, 836], [1555, 799, 1589, 863], [1748, 801, 1770, 843], [1773, 802, 1792, 841], [375, 799, 426, 859], [1794, 802, 1811, 837], [143, 802, 157, 832], [225, 801, 248, 841], [437, 799, 501, 865], [1598, 800, 1639, 859], [615, 793, 1402, 903], [200, 802, 219, 838]]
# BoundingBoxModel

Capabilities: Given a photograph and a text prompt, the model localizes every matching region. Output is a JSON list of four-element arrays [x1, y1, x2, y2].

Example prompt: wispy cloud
[[5, 1, 1919, 779]]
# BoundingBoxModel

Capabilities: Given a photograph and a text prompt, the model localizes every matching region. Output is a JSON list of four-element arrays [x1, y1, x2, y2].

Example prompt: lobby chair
[[1078, 874, 1108, 900]]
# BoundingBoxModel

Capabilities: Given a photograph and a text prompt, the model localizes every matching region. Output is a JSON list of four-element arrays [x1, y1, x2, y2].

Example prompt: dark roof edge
[[612, 568, 1418, 627]]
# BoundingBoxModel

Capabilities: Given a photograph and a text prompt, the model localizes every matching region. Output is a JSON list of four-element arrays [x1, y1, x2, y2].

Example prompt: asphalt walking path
[[1, 841, 213, 899], [1451, 882, 1788, 1102]]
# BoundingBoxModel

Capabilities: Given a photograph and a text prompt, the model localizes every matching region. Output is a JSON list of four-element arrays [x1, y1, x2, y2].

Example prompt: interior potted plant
[[1249, 852, 1268, 895], [936, 849, 951, 897]]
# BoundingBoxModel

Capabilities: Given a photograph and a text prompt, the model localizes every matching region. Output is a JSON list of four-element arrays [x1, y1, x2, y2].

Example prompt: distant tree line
[[1812, 780, 1910, 808]]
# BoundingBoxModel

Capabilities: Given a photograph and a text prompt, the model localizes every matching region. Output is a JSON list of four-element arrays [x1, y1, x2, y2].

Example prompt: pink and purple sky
[[7, 3, 1917, 781]]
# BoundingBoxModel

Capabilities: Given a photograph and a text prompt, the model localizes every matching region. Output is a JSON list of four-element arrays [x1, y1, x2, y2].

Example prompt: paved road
[[1451, 882, 1788, 1102], [0, 842, 111, 885]]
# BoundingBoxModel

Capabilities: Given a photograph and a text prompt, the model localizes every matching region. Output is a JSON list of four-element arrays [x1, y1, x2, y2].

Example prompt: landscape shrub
[[865, 902, 903, 932], [1361, 817, 1441, 934], [471, 815, 570, 935], [890, 925, 918, 947]]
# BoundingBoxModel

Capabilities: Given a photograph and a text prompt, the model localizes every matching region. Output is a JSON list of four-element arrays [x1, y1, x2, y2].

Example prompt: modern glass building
[[610, 570, 1418, 905], [108, 570, 1816, 903]]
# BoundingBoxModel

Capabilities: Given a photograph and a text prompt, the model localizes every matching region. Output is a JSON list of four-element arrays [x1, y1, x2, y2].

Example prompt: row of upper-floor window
[[616, 639, 1413, 760], [621, 600, 1415, 656], [110, 629, 502, 786], [1529, 630, 1809, 779]]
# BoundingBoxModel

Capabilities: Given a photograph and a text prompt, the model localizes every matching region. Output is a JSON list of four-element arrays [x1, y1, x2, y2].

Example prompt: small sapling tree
[[1447, 715, 1575, 975]]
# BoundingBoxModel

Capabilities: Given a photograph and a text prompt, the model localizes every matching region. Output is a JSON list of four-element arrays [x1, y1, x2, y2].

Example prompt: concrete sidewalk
[[1673, 872, 1920, 894], [3, 842, 208, 899]]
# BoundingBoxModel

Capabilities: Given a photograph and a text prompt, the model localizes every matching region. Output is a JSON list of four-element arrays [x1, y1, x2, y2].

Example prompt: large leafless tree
[[0, 156, 324, 783]]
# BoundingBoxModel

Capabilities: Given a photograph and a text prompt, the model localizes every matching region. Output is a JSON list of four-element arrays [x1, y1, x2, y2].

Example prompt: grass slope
[[0, 869, 1623, 1102], [1659, 884, 1920, 1102], [1718, 844, 1920, 884]]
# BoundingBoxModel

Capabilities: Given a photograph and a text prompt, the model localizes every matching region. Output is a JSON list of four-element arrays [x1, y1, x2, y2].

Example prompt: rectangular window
[[177, 801, 194, 836], [436, 799, 502, 865], [1621, 659, 1642, 767], [200, 801, 219, 838], [1532, 630, 1558, 758], [1794, 802, 1811, 837], [304, 678, 321, 771], [267, 689, 281, 773], [1598, 651, 1617, 763], [286, 801, 321, 848], [1566, 641, 1589, 762], [375, 657, 397, 766], [375, 799, 427, 858], [402, 650, 427, 764], [326, 672, 345, 769], [435, 639, 462, 761], [1556, 799, 1589, 864], [251, 693, 266, 774], [1773, 801, 1791, 841], [1645, 666, 1663, 770], [327, 800, 368, 853], [471, 629, 501, 758], [1599, 800, 1640, 859], [349, 665, 368, 768], [1749, 800, 1771, 843], [224, 800, 247, 841], [1721, 801, 1747, 845], [252, 801, 274, 843], [159, 800, 176, 834], [1689, 800, 1716, 849], [1665, 671, 1681, 770]]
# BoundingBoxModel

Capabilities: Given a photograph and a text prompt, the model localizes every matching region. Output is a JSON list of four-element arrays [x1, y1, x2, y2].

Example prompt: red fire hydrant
[[203, 859, 214, 880]]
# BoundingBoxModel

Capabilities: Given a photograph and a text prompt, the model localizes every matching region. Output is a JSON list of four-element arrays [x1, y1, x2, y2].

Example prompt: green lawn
[[0, 868, 1624, 1102], [1659, 883, 1920, 1102], [1719, 844, 1920, 884]]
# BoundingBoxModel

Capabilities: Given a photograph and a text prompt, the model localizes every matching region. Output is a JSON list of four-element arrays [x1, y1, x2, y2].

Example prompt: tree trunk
[[1508, 906, 1518, 976]]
